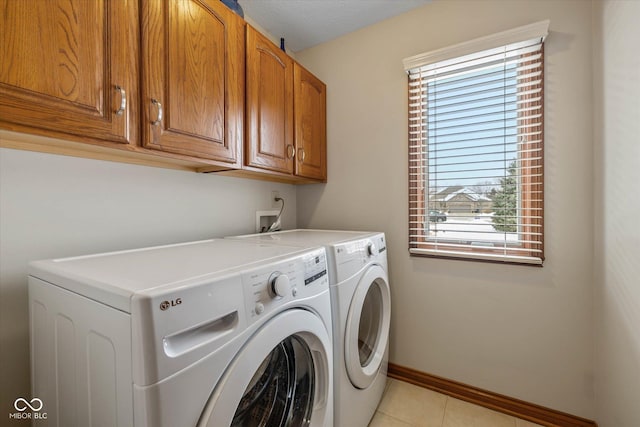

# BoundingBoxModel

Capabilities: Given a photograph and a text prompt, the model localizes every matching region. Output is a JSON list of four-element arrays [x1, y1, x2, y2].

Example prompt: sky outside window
[[426, 63, 518, 194]]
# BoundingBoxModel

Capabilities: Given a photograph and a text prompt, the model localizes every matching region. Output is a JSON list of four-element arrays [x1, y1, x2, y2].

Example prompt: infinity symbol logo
[[14, 397, 43, 412]]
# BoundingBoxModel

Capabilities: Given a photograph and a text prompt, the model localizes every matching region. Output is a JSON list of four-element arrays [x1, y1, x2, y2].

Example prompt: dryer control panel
[[332, 233, 387, 283], [242, 248, 328, 323]]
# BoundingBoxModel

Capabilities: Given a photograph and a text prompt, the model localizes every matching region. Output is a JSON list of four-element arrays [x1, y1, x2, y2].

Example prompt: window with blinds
[[405, 21, 548, 265]]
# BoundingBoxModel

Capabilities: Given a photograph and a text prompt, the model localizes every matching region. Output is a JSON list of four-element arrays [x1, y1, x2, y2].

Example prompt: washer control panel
[[242, 248, 328, 323]]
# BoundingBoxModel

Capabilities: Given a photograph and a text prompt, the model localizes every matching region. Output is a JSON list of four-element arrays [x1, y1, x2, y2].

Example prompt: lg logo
[[160, 298, 182, 311]]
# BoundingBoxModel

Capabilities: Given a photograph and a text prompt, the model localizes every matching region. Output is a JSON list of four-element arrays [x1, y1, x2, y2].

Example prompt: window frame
[[405, 22, 548, 266]]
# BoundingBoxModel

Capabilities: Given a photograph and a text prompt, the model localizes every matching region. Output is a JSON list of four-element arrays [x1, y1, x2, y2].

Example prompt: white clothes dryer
[[28, 239, 333, 427], [227, 230, 391, 427]]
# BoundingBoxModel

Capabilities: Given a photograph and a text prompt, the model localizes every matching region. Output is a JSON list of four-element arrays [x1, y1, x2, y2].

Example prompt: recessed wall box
[[256, 210, 279, 233]]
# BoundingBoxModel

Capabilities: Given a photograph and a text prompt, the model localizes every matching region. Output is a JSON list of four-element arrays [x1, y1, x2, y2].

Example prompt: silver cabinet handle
[[114, 85, 126, 115], [286, 144, 295, 159], [298, 148, 306, 163], [151, 99, 163, 125]]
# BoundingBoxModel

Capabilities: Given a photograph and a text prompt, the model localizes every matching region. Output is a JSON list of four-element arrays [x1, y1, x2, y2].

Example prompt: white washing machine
[[28, 239, 333, 427], [227, 230, 391, 427]]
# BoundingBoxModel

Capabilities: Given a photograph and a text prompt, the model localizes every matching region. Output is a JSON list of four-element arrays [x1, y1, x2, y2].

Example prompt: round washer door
[[344, 265, 391, 389], [197, 309, 332, 427]]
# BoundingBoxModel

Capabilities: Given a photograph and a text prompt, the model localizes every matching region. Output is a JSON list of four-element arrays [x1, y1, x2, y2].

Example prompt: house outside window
[[405, 21, 548, 265], [430, 186, 492, 214]]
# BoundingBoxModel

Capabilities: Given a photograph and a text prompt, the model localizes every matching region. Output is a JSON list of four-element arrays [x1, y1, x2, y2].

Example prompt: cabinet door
[[142, 0, 243, 165], [245, 26, 294, 174], [294, 64, 326, 181], [0, 0, 138, 144]]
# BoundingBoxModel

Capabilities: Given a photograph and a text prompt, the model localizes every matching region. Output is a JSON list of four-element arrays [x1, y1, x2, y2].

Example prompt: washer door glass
[[231, 335, 315, 427], [345, 265, 391, 390], [197, 309, 332, 427]]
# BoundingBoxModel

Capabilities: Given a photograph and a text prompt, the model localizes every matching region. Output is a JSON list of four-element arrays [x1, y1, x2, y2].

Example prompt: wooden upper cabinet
[[245, 26, 294, 174], [294, 63, 326, 181], [1, 1, 326, 181], [141, 0, 243, 165], [0, 0, 139, 144]]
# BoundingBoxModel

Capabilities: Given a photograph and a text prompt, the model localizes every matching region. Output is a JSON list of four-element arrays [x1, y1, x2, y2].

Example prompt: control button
[[367, 242, 377, 257], [292, 286, 298, 297], [255, 302, 265, 315], [271, 274, 290, 298]]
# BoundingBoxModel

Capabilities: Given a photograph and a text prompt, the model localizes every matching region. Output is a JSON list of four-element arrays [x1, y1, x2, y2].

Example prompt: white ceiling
[[239, 0, 431, 53]]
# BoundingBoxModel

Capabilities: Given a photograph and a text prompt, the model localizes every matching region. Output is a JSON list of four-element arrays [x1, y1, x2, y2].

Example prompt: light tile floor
[[370, 378, 544, 427]]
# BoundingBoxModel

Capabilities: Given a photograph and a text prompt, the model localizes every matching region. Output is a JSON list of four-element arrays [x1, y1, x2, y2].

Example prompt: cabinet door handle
[[151, 99, 163, 125], [286, 144, 295, 159], [298, 148, 306, 163], [114, 85, 126, 115]]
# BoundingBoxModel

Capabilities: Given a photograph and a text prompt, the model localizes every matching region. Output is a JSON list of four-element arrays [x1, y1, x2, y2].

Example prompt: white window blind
[[405, 21, 548, 265]]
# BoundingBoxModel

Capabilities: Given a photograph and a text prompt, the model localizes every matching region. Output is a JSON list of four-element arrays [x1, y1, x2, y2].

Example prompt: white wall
[[296, 0, 595, 417], [0, 147, 296, 417], [593, 1, 640, 426]]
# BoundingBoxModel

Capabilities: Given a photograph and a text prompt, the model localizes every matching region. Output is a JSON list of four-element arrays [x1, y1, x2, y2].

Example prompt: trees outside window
[[491, 161, 518, 232]]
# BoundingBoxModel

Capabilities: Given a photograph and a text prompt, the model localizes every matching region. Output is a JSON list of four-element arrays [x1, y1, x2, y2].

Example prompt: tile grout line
[[376, 410, 413, 426], [440, 395, 450, 427]]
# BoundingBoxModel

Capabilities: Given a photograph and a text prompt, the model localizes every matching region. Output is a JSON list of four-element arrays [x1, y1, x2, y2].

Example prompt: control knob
[[366, 242, 377, 257], [270, 273, 290, 298]]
